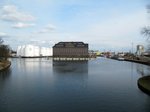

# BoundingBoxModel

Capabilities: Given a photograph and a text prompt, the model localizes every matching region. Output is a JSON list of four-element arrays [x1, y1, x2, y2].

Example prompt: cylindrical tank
[[25, 45, 34, 57], [20, 45, 25, 56], [40, 47, 46, 56], [17, 46, 21, 56], [34, 46, 40, 56], [17, 45, 52, 57]]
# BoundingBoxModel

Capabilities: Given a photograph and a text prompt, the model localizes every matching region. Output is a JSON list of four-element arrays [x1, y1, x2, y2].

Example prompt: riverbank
[[110, 56, 150, 66], [124, 58, 150, 66], [0, 60, 11, 71], [138, 76, 150, 95]]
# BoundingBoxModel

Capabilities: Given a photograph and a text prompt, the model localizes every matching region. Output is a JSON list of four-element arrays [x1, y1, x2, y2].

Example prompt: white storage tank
[[50, 48, 53, 56], [24, 45, 34, 57], [20, 45, 25, 56], [47, 48, 53, 56], [34, 46, 40, 57], [17, 44, 52, 57], [17, 46, 21, 56], [40, 47, 53, 56], [40, 47, 46, 56]]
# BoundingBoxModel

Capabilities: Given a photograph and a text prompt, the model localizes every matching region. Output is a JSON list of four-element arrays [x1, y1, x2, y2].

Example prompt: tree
[[141, 4, 150, 52], [141, 26, 150, 40], [0, 38, 10, 60], [141, 4, 150, 40]]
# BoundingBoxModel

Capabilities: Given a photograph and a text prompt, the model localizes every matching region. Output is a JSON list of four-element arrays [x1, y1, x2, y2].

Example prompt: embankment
[[138, 76, 150, 95], [0, 60, 11, 71], [125, 58, 150, 66]]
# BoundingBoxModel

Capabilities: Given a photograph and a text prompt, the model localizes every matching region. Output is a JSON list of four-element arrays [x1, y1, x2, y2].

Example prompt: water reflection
[[52, 60, 88, 90], [17, 58, 41, 73], [53, 60, 88, 74], [145, 96, 150, 112], [1, 58, 150, 112], [0, 68, 11, 80], [135, 63, 150, 110], [136, 64, 150, 76], [16, 58, 53, 74]]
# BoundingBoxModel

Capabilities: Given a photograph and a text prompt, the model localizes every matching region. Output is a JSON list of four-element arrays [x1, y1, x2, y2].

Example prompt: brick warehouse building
[[53, 42, 89, 57]]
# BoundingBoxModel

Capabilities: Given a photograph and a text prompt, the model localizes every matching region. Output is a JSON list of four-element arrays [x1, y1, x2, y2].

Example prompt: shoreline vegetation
[[138, 76, 150, 95], [0, 60, 11, 71]]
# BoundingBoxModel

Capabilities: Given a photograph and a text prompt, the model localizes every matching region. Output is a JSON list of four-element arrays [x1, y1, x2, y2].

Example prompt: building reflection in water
[[16, 58, 53, 75], [53, 60, 88, 74], [16, 58, 41, 73], [52, 60, 89, 90]]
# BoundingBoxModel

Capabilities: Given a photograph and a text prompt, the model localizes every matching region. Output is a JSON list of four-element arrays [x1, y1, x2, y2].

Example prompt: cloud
[[29, 39, 55, 46], [1, 5, 35, 22], [0, 32, 8, 38], [87, 10, 146, 37], [76, 10, 147, 49], [12, 22, 35, 28], [38, 24, 56, 33]]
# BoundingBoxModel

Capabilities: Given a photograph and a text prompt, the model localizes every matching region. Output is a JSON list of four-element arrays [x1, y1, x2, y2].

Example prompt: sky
[[0, 0, 149, 52]]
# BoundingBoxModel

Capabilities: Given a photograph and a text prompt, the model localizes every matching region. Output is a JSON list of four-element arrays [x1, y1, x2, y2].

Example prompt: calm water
[[0, 57, 150, 112]]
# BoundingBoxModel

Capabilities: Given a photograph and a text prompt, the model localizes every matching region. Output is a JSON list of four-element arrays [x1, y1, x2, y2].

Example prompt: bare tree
[[141, 26, 150, 40], [141, 4, 150, 40], [0, 38, 10, 60], [141, 4, 150, 52]]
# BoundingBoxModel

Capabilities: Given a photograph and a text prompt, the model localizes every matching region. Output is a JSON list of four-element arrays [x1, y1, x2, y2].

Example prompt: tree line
[[0, 38, 10, 60]]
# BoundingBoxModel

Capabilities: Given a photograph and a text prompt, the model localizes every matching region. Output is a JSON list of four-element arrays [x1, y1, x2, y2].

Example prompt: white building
[[17, 45, 53, 57], [136, 45, 144, 56], [17, 46, 21, 56], [34, 46, 40, 57], [21, 45, 25, 56], [40, 47, 47, 56]]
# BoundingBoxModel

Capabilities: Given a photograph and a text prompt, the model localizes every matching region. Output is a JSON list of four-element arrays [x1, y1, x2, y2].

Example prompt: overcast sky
[[0, 0, 149, 51]]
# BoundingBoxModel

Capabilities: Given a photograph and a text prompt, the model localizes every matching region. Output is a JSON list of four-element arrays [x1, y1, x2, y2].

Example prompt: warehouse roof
[[53, 42, 88, 48]]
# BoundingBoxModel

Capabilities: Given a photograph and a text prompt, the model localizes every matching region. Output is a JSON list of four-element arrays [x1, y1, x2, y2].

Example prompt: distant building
[[17, 45, 53, 57], [53, 42, 89, 57], [136, 45, 144, 56]]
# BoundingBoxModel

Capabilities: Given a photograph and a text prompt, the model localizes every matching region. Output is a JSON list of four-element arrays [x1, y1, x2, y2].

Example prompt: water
[[0, 57, 150, 112]]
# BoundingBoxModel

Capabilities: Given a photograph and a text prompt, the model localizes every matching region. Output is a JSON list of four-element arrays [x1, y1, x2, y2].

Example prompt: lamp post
[[132, 42, 134, 59]]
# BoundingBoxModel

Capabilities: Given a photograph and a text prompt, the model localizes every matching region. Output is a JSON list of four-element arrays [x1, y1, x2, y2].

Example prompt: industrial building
[[136, 45, 144, 56], [17, 45, 53, 57], [53, 42, 89, 57]]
